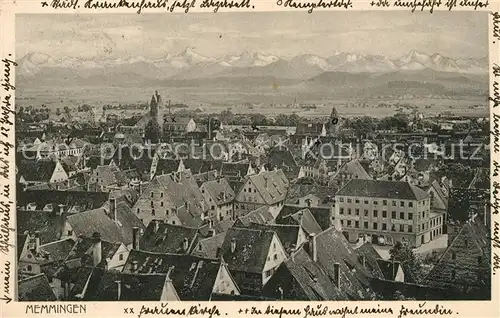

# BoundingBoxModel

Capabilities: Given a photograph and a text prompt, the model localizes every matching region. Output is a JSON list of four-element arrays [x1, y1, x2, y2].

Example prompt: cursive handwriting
[[84, 0, 168, 13], [492, 113, 500, 153], [200, 0, 252, 12], [398, 303, 453, 318], [276, 0, 352, 12], [0, 201, 14, 256]]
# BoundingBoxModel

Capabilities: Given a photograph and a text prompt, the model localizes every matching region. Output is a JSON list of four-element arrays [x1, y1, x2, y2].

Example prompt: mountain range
[[17, 48, 487, 82], [16, 49, 489, 99]]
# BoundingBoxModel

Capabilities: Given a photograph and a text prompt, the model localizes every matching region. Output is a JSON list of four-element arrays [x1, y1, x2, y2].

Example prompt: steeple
[[330, 106, 339, 120], [149, 90, 163, 127]]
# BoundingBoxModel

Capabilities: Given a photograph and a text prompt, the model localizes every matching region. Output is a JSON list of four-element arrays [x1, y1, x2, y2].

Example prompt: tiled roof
[[122, 250, 228, 300], [220, 227, 275, 274], [336, 179, 429, 200], [85, 270, 175, 301], [39, 238, 76, 264], [337, 159, 372, 180], [153, 159, 182, 177], [279, 208, 322, 236], [18, 274, 57, 301], [17, 159, 57, 182], [278, 205, 331, 231], [377, 260, 402, 281], [66, 209, 125, 244], [295, 123, 324, 135], [183, 159, 223, 175], [17, 211, 65, 245], [246, 170, 289, 205], [448, 188, 489, 222], [235, 206, 275, 227], [221, 162, 251, 179], [423, 217, 490, 295], [313, 227, 376, 299], [191, 233, 226, 259], [202, 178, 235, 206], [18, 190, 109, 212], [65, 237, 122, 265], [246, 223, 302, 252], [18, 234, 29, 260], [285, 183, 337, 205], [355, 243, 384, 279], [140, 222, 199, 254], [193, 170, 219, 186], [262, 247, 343, 300]]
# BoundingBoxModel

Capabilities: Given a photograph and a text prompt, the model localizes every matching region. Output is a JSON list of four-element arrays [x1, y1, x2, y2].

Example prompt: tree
[[63, 106, 71, 114], [56, 108, 61, 116], [145, 119, 162, 144], [389, 241, 424, 283]]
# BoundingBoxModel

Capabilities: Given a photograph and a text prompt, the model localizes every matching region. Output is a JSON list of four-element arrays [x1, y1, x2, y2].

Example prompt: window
[[27, 265, 32, 271], [273, 254, 278, 260], [400, 212, 404, 220], [355, 209, 360, 215], [382, 223, 387, 230], [339, 197, 344, 202], [383, 200, 387, 205], [355, 199, 360, 204], [172, 221, 176, 225], [150, 201, 154, 207], [382, 210, 387, 218], [409, 202, 413, 207], [400, 201, 405, 207], [348, 208, 352, 215], [340, 208, 344, 215], [243, 188, 246, 192], [373, 223, 378, 230], [418, 225, 421, 232], [373, 210, 378, 217], [364, 209, 368, 216], [119, 254, 124, 261], [347, 199, 352, 203], [392, 211, 396, 219], [364, 222, 368, 229], [399, 224, 404, 232], [137, 208, 140, 213], [160, 192, 164, 198], [67, 230, 72, 236], [152, 209, 155, 215], [151, 192, 154, 198], [392, 201, 396, 206], [364, 200, 369, 204], [355, 221, 359, 228], [374, 200, 378, 205], [409, 213, 413, 220], [161, 202, 164, 207], [211, 205, 215, 210], [391, 224, 396, 231], [341, 220, 344, 226], [347, 220, 352, 227]]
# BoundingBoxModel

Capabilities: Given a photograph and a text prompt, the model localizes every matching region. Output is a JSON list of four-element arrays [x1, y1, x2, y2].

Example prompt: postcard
[[0, 2, 499, 318]]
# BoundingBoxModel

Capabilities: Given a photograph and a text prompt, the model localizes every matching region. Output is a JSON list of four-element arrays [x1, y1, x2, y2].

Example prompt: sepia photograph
[[13, 11, 491, 302]]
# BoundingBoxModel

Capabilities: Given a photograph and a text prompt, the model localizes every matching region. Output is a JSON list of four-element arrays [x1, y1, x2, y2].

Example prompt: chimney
[[132, 227, 140, 250], [230, 238, 236, 253], [131, 260, 138, 272], [333, 262, 340, 287], [309, 233, 317, 262], [290, 244, 296, 261], [110, 197, 117, 222], [115, 280, 122, 300], [153, 220, 160, 232], [34, 231, 41, 255], [92, 232, 102, 267], [185, 201, 189, 212], [138, 182, 143, 195], [183, 238, 189, 252], [360, 255, 366, 267]]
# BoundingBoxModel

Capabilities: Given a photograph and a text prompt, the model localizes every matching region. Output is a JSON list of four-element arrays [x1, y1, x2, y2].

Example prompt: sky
[[16, 12, 488, 60]]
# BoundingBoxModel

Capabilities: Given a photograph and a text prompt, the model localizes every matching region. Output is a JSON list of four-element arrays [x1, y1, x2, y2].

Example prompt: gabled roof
[[246, 223, 302, 252], [279, 208, 322, 236], [377, 260, 402, 281], [336, 179, 429, 200], [183, 159, 223, 175], [39, 238, 76, 265], [423, 216, 490, 292], [245, 170, 289, 205], [18, 234, 29, 260], [122, 250, 230, 300], [355, 243, 384, 279], [285, 183, 337, 205], [66, 209, 125, 244], [278, 204, 331, 231], [153, 159, 182, 177], [235, 206, 275, 227], [313, 227, 376, 300], [18, 190, 109, 212], [202, 178, 235, 206], [85, 270, 175, 301], [17, 159, 58, 182], [336, 159, 372, 180], [220, 227, 275, 274], [65, 237, 122, 265], [18, 274, 57, 301], [140, 222, 199, 254], [221, 162, 252, 179], [263, 247, 343, 300], [17, 211, 65, 245], [191, 233, 226, 259]]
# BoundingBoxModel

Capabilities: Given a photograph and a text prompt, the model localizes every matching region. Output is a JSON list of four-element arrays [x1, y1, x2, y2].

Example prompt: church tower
[[328, 106, 341, 136], [149, 90, 163, 128]]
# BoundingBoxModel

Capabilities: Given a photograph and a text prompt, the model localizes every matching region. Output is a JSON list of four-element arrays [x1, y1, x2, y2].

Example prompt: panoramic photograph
[[15, 12, 491, 301]]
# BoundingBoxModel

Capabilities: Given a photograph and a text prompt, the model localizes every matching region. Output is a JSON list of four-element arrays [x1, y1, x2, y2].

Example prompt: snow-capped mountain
[[16, 49, 488, 84]]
